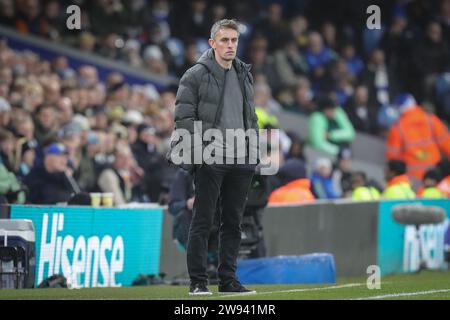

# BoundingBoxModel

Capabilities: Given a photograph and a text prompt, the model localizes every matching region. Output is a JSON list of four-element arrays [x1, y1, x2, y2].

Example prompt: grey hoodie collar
[[196, 48, 251, 82]]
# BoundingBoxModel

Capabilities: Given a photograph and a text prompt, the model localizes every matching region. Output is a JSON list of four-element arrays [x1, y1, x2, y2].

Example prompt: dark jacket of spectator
[[132, 135, 172, 203], [24, 166, 74, 204], [344, 87, 379, 134], [413, 33, 450, 78], [168, 169, 194, 217]]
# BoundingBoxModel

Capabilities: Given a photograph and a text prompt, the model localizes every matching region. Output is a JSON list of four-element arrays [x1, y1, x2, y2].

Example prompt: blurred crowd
[[2, 0, 449, 132], [1, 0, 450, 206], [0, 37, 178, 205]]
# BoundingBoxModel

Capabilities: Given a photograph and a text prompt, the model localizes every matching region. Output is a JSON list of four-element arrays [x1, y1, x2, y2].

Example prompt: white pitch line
[[355, 288, 450, 300], [216, 283, 364, 298]]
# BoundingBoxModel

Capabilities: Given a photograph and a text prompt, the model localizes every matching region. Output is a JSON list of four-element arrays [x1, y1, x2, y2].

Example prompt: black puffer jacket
[[168, 48, 259, 169]]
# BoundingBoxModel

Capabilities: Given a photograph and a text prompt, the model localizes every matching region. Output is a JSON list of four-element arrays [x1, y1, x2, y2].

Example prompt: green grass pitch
[[0, 271, 449, 300]]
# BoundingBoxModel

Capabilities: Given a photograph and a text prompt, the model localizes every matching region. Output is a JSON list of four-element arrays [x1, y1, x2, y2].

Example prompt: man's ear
[[208, 38, 215, 50]]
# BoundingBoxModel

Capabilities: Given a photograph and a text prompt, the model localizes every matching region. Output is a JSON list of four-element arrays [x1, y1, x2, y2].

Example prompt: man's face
[[209, 28, 239, 63], [318, 165, 331, 177], [0, 137, 14, 155], [323, 107, 336, 119], [38, 107, 56, 129], [23, 149, 35, 167], [44, 153, 67, 173]]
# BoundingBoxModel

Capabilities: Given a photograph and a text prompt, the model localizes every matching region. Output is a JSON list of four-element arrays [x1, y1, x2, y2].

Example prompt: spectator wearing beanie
[[24, 143, 79, 204]]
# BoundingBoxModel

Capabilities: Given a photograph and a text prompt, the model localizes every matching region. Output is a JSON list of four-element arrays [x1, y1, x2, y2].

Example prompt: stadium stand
[[0, 0, 449, 206]]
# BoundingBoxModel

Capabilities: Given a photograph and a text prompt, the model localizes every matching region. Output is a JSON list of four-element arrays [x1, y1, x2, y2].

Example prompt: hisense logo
[[38, 213, 124, 287]]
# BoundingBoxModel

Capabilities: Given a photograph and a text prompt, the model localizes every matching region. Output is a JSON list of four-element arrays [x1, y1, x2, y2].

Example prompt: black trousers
[[187, 163, 255, 285]]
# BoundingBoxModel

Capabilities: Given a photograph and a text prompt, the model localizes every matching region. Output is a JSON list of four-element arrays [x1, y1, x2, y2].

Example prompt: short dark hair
[[36, 103, 55, 114], [387, 160, 407, 176], [352, 171, 367, 182], [316, 96, 336, 112], [210, 19, 239, 39], [423, 168, 442, 182], [0, 128, 13, 143], [436, 159, 450, 177]]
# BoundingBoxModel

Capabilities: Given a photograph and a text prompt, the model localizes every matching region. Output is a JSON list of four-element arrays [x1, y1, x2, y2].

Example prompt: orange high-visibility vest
[[268, 178, 315, 205], [385, 106, 450, 180]]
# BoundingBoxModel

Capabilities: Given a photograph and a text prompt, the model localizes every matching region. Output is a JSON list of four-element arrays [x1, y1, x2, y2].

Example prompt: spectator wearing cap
[[385, 93, 450, 183], [310, 157, 340, 199], [308, 96, 355, 156], [24, 143, 79, 204]]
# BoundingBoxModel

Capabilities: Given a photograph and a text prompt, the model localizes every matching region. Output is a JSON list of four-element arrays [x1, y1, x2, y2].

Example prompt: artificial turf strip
[[0, 271, 449, 300]]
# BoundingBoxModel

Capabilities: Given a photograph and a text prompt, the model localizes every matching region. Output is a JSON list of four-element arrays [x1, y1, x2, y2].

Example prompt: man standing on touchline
[[170, 19, 260, 295]]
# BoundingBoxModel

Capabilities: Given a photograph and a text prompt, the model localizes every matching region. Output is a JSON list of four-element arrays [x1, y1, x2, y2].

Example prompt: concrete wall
[[159, 211, 188, 279], [262, 201, 379, 277], [159, 200, 380, 279], [0, 205, 10, 219]]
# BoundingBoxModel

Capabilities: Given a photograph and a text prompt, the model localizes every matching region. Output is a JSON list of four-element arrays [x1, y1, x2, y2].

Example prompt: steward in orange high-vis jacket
[[385, 94, 450, 181], [268, 178, 315, 204]]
